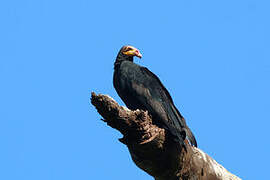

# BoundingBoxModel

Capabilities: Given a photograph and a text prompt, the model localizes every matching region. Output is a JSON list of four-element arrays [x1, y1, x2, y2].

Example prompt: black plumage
[[113, 45, 197, 147]]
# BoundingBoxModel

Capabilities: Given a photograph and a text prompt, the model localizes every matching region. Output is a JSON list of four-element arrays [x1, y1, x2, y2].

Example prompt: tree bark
[[90, 92, 241, 180]]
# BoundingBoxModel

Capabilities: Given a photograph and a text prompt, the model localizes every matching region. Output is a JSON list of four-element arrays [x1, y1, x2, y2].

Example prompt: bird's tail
[[185, 126, 197, 147], [165, 123, 187, 148], [169, 104, 198, 147]]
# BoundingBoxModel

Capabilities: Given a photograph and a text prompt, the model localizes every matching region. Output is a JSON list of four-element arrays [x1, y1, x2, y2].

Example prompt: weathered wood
[[91, 92, 241, 180]]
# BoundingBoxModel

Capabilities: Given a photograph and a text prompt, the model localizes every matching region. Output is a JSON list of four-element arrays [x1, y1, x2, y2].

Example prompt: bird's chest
[[116, 64, 142, 88]]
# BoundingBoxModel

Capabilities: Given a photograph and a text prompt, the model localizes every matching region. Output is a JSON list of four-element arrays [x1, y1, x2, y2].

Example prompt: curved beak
[[136, 51, 142, 59]]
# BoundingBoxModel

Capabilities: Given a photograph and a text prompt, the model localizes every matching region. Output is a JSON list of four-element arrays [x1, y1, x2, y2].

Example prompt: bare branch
[[91, 92, 241, 180]]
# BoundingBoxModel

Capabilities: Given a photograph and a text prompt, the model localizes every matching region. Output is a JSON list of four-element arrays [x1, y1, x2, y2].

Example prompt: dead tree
[[91, 92, 241, 180]]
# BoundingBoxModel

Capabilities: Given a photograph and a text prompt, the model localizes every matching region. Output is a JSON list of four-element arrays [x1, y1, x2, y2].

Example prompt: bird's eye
[[126, 47, 132, 51]]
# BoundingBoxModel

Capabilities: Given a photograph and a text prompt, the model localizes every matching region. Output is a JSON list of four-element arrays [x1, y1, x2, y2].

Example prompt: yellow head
[[121, 45, 142, 58]]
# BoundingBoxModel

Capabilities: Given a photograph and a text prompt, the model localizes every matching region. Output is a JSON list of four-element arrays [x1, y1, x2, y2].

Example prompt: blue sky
[[1, 0, 269, 179]]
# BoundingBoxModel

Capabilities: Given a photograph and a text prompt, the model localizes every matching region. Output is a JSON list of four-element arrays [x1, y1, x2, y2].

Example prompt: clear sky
[[1, 0, 269, 179]]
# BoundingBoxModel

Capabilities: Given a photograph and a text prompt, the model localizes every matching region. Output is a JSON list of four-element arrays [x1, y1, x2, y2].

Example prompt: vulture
[[113, 45, 197, 147]]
